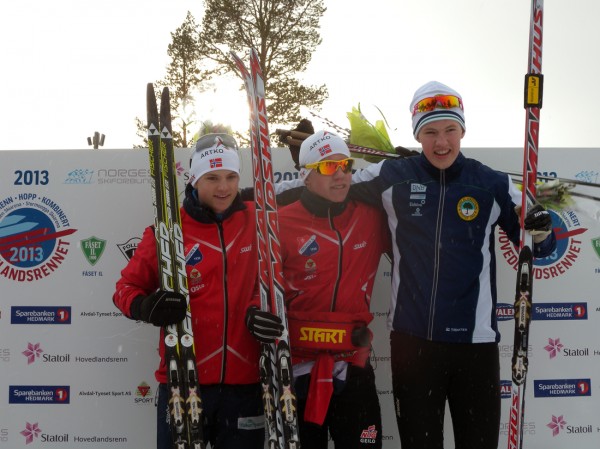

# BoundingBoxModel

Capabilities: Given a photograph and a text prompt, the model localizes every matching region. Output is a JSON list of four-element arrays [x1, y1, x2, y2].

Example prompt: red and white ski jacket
[[278, 189, 390, 425], [279, 190, 390, 355], [113, 187, 260, 385]]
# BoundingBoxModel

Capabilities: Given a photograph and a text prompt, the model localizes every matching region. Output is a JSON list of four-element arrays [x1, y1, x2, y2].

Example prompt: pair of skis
[[231, 49, 301, 449], [147, 85, 204, 449], [508, 1, 544, 449]]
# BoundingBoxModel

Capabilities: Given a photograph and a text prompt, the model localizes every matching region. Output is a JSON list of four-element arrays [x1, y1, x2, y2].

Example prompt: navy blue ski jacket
[[351, 152, 555, 344]]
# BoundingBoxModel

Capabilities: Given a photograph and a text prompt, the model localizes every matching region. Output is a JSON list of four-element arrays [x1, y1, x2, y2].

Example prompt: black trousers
[[390, 331, 500, 449], [295, 363, 383, 449]]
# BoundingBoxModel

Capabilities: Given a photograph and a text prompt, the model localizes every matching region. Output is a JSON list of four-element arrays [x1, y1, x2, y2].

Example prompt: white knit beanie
[[410, 81, 466, 138], [298, 130, 350, 181], [189, 134, 240, 186]]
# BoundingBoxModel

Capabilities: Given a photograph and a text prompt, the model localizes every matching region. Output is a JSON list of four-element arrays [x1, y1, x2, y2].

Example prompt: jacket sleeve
[[112, 226, 159, 319], [348, 161, 387, 208]]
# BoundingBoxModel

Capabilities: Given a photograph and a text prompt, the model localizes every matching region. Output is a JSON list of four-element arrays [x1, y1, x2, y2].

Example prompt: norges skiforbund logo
[[498, 208, 586, 279], [0, 193, 77, 282]]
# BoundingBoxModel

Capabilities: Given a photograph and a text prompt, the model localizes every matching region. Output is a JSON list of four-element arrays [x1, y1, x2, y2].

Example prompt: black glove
[[524, 204, 552, 242], [130, 290, 187, 326], [276, 119, 314, 170], [245, 306, 283, 343], [351, 325, 372, 347]]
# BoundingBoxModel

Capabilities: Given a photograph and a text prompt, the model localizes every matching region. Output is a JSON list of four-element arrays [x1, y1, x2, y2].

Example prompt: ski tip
[[161, 87, 170, 101], [147, 84, 157, 103]]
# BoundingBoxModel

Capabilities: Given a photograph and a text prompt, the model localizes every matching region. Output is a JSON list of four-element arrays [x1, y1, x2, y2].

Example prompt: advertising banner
[[1, 147, 598, 448]]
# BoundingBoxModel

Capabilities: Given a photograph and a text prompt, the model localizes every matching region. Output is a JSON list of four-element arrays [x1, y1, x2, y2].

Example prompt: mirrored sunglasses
[[412, 95, 463, 116], [304, 158, 355, 175]]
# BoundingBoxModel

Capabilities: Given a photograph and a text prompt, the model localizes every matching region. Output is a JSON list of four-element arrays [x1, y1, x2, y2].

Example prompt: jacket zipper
[[217, 221, 228, 383], [328, 208, 343, 312], [428, 170, 445, 339]]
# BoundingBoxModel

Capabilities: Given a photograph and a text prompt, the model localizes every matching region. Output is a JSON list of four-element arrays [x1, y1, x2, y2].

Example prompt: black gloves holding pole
[[130, 290, 187, 326], [246, 306, 283, 343], [524, 204, 553, 243]]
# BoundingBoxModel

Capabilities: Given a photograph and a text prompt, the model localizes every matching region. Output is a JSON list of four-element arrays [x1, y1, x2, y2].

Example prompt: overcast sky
[[1, 0, 599, 151]]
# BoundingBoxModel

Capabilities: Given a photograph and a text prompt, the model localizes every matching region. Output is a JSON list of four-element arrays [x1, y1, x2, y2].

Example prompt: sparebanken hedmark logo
[[498, 209, 585, 279], [0, 194, 77, 282]]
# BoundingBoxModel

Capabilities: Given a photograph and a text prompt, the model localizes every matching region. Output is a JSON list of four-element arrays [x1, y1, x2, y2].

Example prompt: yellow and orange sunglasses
[[412, 95, 463, 116], [304, 158, 355, 175]]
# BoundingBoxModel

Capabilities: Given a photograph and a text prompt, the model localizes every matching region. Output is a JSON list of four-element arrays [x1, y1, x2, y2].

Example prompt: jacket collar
[[419, 152, 465, 180], [299, 188, 348, 218]]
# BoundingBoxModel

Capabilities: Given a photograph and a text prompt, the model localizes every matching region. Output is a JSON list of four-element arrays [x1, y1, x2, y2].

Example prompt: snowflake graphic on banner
[[547, 415, 567, 437], [544, 338, 564, 359], [22, 342, 43, 364], [20, 422, 41, 444]]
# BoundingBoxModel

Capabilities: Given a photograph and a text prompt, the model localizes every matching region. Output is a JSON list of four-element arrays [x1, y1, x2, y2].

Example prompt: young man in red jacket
[[113, 134, 282, 449], [277, 130, 390, 449]]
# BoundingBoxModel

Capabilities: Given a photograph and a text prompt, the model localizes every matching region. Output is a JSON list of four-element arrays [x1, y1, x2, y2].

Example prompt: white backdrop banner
[[0, 147, 598, 448]]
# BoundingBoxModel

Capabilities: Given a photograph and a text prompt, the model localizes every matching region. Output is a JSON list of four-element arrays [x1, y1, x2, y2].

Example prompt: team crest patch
[[457, 196, 479, 221], [297, 235, 319, 256], [185, 243, 203, 266], [305, 259, 317, 272]]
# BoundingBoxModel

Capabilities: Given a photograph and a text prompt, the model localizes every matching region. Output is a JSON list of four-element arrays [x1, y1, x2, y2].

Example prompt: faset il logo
[[80, 236, 106, 266], [0, 194, 77, 282]]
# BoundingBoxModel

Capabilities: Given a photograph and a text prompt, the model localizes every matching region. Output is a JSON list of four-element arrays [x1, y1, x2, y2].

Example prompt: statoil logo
[[544, 337, 590, 359], [547, 414, 593, 436], [20, 422, 41, 444], [498, 209, 585, 279], [22, 342, 70, 365], [20, 422, 69, 444], [0, 194, 77, 282]]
